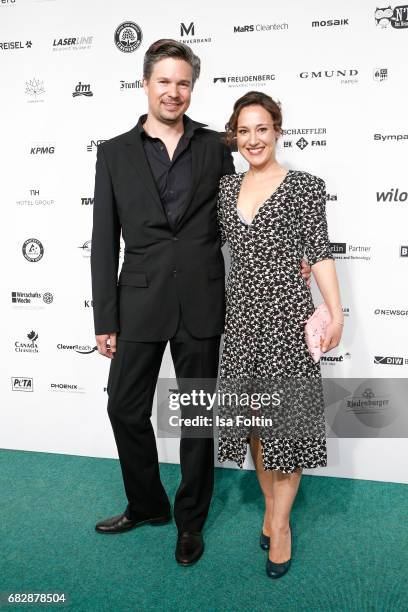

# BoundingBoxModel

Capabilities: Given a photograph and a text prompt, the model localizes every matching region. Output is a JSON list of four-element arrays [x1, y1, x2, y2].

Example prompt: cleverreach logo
[[376, 188, 408, 203], [12, 377, 33, 392], [213, 73, 275, 88], [374, 355, 408, 365], [312, 18, 349, 27], [57, 343, 98, 354]]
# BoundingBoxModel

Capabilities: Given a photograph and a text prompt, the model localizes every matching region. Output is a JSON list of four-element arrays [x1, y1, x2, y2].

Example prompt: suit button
[[173, 237, 179, 241], [172, 269, 177, 276]]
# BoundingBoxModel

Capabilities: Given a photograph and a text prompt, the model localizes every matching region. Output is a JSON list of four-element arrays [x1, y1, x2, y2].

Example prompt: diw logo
[[374, 355, 408, 365]]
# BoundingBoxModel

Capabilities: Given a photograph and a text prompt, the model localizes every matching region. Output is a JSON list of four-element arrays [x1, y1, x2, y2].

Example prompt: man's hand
[[96, 332, 117, 359], [301, 259, 312, 288]]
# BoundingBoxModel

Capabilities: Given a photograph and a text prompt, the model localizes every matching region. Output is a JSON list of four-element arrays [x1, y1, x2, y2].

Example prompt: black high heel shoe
[[260, 531, 270, 550], [266, 523, 292, 579]]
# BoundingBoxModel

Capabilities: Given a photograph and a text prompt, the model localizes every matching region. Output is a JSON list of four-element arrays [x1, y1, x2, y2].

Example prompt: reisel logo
[[375, 5, 408, 28], [114, 22, 142, 53], [374, 355, 408, 365], [12, 377, 33, 392], [376, 188, 408, 202], [0, 39, 31, 50], [312, 18, 349, 27], [72, 82, 93, 97], [22, 238, 44, 262], [373, 68, 388, 81], [213, 74, 275, 88]]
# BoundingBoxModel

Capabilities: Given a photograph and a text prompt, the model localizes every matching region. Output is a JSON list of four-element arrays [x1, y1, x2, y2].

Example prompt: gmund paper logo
[[375, 5, 408, 28], [374, 355, 408, 365], [376, 188, 408, 202]]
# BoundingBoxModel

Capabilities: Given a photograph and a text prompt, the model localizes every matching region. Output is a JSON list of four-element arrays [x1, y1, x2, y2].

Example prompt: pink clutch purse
[[305, 303, 332, 363]]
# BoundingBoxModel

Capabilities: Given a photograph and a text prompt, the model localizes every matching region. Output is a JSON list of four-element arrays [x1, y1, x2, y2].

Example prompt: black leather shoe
[[260, 531, 270, 550], [266, 523, 292, 579], [95, 511, 171, 534], [175, 532, 204, 566]]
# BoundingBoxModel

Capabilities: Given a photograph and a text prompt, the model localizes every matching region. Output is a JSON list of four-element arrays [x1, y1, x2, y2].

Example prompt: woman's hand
[[321, 321, 343, 353]]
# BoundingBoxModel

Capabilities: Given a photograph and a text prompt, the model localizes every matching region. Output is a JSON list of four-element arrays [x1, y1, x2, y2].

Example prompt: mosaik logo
[[0, 39, 32, 50], [11, 377, 33, 392], [376, 188, 408, 202], [374, 355, 408, 365], [213, 73, 275, 88], [52, 35, 93, 51], [15, 330, 39, 354], [375, 6, 408, 28], [72, 82, 93, 97], [312, 18, 349, 27]]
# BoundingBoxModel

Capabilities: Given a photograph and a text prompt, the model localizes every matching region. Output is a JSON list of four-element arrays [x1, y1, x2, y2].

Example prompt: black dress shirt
[[137, 114, 206, 227]]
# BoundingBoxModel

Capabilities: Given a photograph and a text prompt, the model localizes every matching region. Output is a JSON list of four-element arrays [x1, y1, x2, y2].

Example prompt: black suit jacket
[[90, 120, 235, 341]]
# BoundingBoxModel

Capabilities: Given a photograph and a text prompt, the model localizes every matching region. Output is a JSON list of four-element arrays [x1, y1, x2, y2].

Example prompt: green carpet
[[0, 449, 407, 612]]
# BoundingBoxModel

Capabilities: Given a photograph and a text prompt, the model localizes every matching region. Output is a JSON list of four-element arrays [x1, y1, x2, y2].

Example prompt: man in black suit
[[91, 39, 234, 565]]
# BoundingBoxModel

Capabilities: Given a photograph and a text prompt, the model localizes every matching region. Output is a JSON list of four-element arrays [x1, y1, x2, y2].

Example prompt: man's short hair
[[143, 39, 201, 87]]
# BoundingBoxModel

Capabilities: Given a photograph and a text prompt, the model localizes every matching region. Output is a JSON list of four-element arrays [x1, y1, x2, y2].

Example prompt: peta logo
[[12, 377, 33, 391]]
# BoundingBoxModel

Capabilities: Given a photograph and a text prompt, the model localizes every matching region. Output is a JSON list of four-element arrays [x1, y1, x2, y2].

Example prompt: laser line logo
[[12, 377, 33, 392], [52, 35, 93, 51]]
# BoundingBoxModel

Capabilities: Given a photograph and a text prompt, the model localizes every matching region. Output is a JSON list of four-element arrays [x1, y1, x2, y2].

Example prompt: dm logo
[[114, 22, 143, 53]]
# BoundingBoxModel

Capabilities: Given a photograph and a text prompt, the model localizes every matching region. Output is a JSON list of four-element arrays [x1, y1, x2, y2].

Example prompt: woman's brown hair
[[225, 91, 282, 145]]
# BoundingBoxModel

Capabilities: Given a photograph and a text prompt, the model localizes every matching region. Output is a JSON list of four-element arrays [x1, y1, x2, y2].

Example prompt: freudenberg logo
[[213, 74, 275, 88]]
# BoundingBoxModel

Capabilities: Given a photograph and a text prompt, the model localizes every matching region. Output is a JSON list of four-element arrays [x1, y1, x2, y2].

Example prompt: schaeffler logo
[[81, 197, 94, 206], [312, 18, 349, 27], [12, 377, 33, 392], [87, 139, 106, 152], [299, 69, 358, 84], [233, 23, 288, 32], [72, 82, 93, 97], [375, 6, 408, 28], [15, 330, 39, 354], [213, 74, 275, 88], [373, 68, 388, 81], [374, 355, 408, 365], [331, 243, 372, 261], [52, 35, 93, 51], [11, 290, 54, 307], [0, 40, 32, 50], [282, 127, 327, 150], [120, 79, 143, 90], [57, 343, 98, 354], [22, 238, 44, 262], [78, 240, 91, 256], [179, 21, 212, 44], [25, 78, 45, 102], [374, 133, 408, 142], [114, 22, 142, 53], [376, 188, 408, 202]]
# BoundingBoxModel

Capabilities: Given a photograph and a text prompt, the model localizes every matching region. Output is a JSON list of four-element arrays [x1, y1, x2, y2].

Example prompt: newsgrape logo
[[213, 73, 275, 88], [321, 352, 351, 365], [11, 290, 53, 308], [0, 39, 32, 50], [16, 189, 54, 207], [281, 127, 327, 150], [25, 78, 45, 102], [376, 188, 408, 202], [330, 242, 372, 261], [83, 299, 93, 308], [178, 21, 211, 44], [87, 139, 106, 152], [78, 240, 91, 257], [374, 133, 408, 142], [15, 330, 39, 354], [373, 68, 388, 81], [22, 238, 44, 262], [374, 355, 408, 365], [233, 23, 289, 32], [312, 18, 349, 27], [375, 6, 408, 29], [30, 143, 55, 155], [400, 245, 408, 257], [344, 388, 390, 414], [12, 377, 33, 392], [72, 82, 93, 97], [374, 308, 408, 316], [299, 69, 358, 84], [114, 22, 142, 53], [52, 35, 93, 51], [50, 382, 85, 393], [120, 79, 143, 90], [57, 343, 98, 354], [81, 197, 94, 206]]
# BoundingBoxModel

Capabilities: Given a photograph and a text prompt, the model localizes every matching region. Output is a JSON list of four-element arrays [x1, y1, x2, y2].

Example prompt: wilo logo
[[376, 188, 408, 202]]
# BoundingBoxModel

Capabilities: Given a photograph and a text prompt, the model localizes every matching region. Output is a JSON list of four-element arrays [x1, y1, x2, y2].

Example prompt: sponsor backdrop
[[1, 0, 407, 483]]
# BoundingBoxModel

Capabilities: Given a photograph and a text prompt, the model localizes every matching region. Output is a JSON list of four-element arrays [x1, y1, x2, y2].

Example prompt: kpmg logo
[[52, 35, 93, 51], [330, 243, 372, 261], [78, 240, 92, 256], [299, 69, 358, 84], [374, 355, 408, 365], [114, 22, 142, 53], [233, 23, 288, 32], [25, 78, 45, 102], [400, 245, 408, 257], [11, 290, 54, 308], [81, 197, 94, 206], [30, 143, 55, 155], [87, 139, 106, 152], [213, 74, 275, 88], [57, 343, 98, 354], [312, 18, 349, 27], [22, 238, 44, 262], [373, 67, 388, 81], [16, 189, 55, 207], [72, 82, 93, 97], [282, 127, 327, 150], [178, 21, 211, 43], [15, 330, 39, 354], [0, 39, 32, 50], [375, 5, 408, 28], [12, 377, 33, 392], [376, 188, 408, 202], [120, 79, 143, 90]]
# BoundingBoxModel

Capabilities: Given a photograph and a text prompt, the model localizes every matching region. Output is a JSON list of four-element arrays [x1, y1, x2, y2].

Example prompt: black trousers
[[106, 313, 220, 533]]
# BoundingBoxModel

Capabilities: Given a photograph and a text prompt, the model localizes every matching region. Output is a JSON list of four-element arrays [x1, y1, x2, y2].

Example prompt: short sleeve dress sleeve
[[300, 175, 333, 266]]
